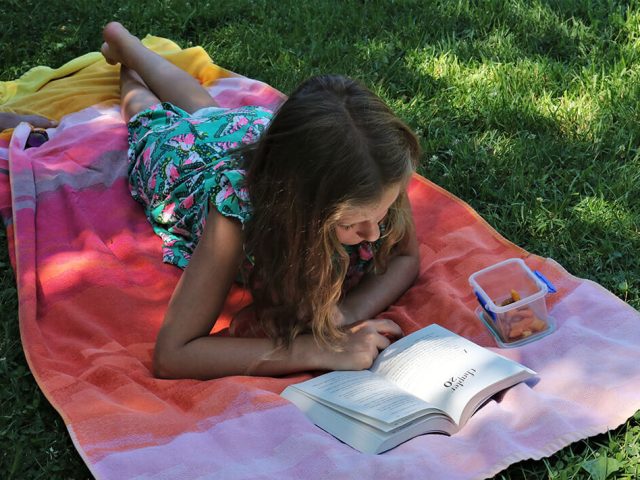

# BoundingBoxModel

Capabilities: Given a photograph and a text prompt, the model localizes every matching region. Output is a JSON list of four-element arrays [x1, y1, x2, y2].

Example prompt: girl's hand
[[319, 319, 403, 371]]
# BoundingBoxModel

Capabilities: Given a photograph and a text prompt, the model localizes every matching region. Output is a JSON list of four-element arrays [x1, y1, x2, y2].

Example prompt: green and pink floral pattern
[[127, 103, 272, 268]]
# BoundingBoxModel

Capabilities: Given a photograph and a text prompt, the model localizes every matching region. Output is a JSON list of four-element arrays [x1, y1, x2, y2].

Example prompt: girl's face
[[334, 184, 401, 245]]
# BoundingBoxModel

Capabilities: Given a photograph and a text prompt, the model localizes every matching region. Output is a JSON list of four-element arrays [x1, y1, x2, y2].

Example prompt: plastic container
[[468, 258, 556, 347]]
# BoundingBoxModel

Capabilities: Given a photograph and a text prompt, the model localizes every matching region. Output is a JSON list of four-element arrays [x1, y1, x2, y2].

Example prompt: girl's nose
[[357, 221, 380, 242]]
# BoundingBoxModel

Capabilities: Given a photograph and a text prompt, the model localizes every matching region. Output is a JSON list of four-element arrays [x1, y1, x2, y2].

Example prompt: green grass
[[1, 0, 639, 478]]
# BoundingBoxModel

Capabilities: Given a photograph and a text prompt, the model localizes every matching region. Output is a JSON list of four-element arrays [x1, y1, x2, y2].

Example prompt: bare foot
[[101, 22, 140, 66], [0, 112, 57, 131]]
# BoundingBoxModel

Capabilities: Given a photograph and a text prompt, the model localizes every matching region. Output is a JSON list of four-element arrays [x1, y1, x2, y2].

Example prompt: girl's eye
[[339, 224, 354, 230]]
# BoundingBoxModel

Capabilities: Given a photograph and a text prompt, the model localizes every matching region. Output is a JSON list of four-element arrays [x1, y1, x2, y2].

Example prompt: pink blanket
[[2, 74, 640, 480]]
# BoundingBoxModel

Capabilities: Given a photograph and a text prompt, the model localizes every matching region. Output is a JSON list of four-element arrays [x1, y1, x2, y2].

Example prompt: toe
[[100, 42, 117, 65]]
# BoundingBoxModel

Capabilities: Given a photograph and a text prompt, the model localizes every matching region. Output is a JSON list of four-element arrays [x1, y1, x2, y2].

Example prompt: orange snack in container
[[469, 258, 557, 347]]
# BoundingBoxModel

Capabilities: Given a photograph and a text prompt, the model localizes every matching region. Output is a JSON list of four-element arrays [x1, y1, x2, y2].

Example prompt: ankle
[[120, 35, 146, 67]]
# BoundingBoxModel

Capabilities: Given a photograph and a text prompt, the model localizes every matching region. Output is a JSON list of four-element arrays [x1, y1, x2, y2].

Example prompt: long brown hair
[[241, 75, 421, 349]]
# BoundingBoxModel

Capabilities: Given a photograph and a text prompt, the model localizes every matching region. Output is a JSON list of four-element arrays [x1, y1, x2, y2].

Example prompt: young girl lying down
[[101, 22, 421, 379]]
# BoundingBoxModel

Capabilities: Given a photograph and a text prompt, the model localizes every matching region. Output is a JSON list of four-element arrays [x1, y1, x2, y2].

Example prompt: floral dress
[[127, 102, 379, 288]]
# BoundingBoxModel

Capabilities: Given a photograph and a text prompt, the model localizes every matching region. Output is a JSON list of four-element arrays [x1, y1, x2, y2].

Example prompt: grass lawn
[[1, 0, 639, 478]]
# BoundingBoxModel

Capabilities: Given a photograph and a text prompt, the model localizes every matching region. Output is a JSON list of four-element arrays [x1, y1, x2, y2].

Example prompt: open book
[[281, 324, 536, 454]]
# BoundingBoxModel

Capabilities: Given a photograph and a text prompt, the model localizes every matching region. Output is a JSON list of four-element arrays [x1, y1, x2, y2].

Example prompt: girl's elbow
[[152, 344, 179, 379], [403, 251, 420, 283], [410, 254, 420, 280]]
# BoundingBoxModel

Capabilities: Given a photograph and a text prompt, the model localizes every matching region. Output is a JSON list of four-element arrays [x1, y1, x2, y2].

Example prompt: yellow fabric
[[0, 35, 233, 140]]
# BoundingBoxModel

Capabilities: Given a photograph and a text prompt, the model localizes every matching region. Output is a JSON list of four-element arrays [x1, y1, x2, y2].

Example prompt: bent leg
[[102, 22, 218, 114], [120, 66, 161, 123]]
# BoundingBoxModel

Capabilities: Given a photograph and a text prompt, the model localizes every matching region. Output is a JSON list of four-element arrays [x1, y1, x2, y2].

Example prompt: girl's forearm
[[153, 334, 323, 379], [339, 253, 420, 323]]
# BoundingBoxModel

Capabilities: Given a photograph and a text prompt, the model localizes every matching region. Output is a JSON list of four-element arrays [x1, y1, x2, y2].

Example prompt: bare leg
[[101, 22, 218, 114], [119, 66, 161, 122]]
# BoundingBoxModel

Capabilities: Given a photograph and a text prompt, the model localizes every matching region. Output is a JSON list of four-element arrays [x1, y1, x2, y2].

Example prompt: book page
[[281, 386, 457, 453], [370, 324, 534, 424], [287, 370, 438, 427]]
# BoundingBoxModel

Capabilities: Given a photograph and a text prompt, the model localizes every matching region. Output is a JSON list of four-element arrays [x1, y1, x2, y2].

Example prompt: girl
[[101, 22, 421, 380]]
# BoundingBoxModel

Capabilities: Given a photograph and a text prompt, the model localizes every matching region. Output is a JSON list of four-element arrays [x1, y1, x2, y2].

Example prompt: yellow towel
[[0, 35, 232, 141]]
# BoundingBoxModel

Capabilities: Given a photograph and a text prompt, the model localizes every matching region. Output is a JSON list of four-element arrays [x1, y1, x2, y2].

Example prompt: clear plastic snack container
[[468, 258, 557, 347]]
